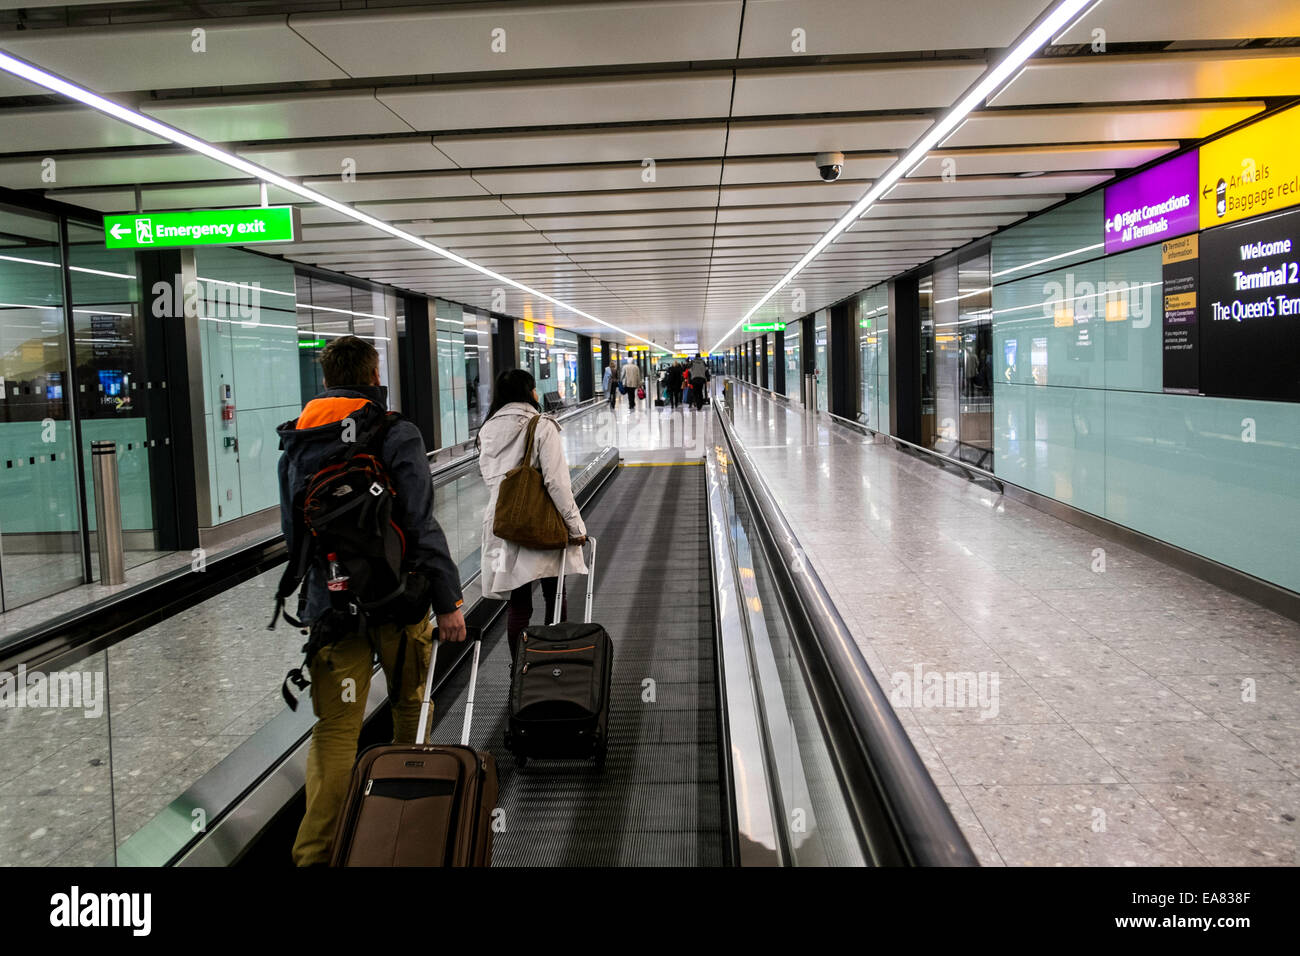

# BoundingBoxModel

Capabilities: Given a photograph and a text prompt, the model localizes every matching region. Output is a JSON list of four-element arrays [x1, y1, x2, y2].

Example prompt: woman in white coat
[[477, 369, 587, 657]]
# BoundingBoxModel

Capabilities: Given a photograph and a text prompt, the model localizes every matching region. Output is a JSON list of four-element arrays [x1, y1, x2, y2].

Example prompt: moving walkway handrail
[[713, 396, 978, 866]]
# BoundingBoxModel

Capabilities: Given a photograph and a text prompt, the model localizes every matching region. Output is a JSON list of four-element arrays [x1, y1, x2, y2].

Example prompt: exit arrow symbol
[[1202, 185, 1212, 198], [110, 223, 130, 240]]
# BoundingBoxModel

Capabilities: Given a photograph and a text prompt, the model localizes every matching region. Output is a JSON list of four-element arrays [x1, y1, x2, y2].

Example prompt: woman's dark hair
[[484, 368, 538, 422]]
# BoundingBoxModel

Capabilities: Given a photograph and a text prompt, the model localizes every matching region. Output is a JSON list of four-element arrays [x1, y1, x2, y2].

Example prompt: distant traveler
[[602, 362, 616, 409], [666, 360, 684, 408], [275, 335, 466, 867], [689, 355, 708, 410], [477, 368, 588, 658], [619, 356, 643, 411]]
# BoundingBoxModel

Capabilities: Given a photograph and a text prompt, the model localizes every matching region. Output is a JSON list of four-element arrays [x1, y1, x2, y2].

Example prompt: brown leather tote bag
[[492, 415, 569, 550]]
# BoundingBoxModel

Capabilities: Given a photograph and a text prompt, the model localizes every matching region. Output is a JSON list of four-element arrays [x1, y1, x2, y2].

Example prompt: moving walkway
[[0, 396, 974, 867]]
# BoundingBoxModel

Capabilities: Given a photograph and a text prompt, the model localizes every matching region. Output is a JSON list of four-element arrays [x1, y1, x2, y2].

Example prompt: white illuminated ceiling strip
[[297, 302, 388, 322], [0, 253, 136, 280], [0, 49, 670, 356], [707, 0, 1100, 354], [198, 276, 296, 298]]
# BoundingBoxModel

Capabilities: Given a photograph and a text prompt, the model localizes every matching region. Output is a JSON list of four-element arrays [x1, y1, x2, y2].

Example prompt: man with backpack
[[274, 335, 466, 866]]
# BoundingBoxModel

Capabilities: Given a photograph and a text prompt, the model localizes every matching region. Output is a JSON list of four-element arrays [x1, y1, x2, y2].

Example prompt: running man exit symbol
[[134, 219, 153, 244]]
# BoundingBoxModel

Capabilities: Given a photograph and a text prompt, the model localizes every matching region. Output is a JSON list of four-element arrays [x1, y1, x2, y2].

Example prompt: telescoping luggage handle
[[415, 634, 482, 747], [553, 535, 597, 625]]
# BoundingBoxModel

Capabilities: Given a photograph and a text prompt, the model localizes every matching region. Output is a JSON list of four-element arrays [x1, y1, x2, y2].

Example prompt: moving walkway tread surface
[[431, 462, 724, 866]]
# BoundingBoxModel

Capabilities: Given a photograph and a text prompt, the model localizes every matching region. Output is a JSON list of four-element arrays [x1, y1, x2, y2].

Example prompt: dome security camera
[[815, 151, 845, 182]]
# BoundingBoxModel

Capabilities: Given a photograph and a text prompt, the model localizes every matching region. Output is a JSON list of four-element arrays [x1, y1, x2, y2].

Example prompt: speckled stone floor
[[728, 381, 1298, 867]]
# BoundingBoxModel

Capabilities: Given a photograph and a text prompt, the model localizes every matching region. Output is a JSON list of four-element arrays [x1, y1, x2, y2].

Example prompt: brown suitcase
[[330, 638, 497, 866]]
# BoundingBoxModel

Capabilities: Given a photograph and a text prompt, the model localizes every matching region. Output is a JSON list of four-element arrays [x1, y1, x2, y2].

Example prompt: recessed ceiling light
[[1017, 170, 1047, 178]]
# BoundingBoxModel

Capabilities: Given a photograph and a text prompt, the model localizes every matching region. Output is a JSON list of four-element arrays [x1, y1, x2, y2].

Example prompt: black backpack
[[270, 403, 427, 708]]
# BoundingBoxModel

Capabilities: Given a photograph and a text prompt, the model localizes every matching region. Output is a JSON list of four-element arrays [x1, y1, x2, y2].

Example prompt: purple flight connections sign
[[1104, 150, 1200, 255]]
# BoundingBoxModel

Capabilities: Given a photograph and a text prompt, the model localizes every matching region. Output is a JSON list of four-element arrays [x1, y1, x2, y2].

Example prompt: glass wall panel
[[858, 286, 887, 431], [955, 251, 993, 466], [435, 300, 468, 447], [194, 248, 300, 525], [0, 205, 84, 608], [813, 311, 828, 410], [765, 335, 774, 391], [463, 309, 492, 435], [784, 319, 801, 405], [67, 223, 162, 571]]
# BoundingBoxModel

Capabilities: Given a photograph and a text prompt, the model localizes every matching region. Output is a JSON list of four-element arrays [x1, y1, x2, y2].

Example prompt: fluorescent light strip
[[72, 309, 132, 316], [707, 0, 1099, 354], [990, 243, 1105, 279], [934, 285, 994, 305], [197, 276, 296, 298], [296, 302, 388, 321], [1, 252, 138, 280], [72, 265, 137, 280], [0, 49, 669, 356]]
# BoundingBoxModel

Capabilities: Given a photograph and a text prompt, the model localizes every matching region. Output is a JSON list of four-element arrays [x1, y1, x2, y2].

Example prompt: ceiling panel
[[0, 105, 165, 152], [738, 0, 1048, 57], [353, 199, 518, 221], [379, 72, 733, 132], [291, 1, 743, 76], [524, 210, 720, 230], [992, 50, 1300, 107], [726, 116, 929, 156], [237, 138, 456, 177], [885, 172, 1113, 200], [304, 173, 488, 203], [0, 17, 346, 93], [142, 92, 413, 142], [472, 161, 721, 195], [720, 181, 874, 205], [0, 148, 234, 189], [1054, 0, 1300, 44], [434, 125, 730, 168], [943, 103, 1265, 147], [909, 143, 1178, 178], [507, 187, 720, 215], [721, 154, 893, 185], [733, 61, 985, 115]]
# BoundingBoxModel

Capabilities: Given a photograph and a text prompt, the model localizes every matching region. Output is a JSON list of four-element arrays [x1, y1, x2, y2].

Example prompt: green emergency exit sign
[[103, 206, 298, 249], [742, 322, 785, 333]]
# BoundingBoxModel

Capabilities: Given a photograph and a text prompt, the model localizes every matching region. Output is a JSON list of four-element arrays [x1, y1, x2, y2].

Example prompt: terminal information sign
[[742, 322, 785, 333], [103, 207, 298, 249], [1198, 206, 1300, 403], [1104, 150, 1199, 255], [1198, 104, 1300, 229]]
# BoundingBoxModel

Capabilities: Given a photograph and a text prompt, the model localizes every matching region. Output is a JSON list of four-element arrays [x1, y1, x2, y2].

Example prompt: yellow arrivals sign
[[1199, 104, 1300, 228]]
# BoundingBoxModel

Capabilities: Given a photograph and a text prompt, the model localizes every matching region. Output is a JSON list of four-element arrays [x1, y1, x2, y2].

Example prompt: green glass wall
[[991, 194, 1300, 593]]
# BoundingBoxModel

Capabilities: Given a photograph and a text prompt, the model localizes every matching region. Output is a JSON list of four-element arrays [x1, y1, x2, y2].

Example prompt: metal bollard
[[805, 373, 818, 414], [91, 440, 126, 585], [723, 379, 734, 421]]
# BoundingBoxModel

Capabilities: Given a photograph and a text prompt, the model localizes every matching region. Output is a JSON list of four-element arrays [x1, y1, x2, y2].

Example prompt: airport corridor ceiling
[[1, 0, 1298, 350]]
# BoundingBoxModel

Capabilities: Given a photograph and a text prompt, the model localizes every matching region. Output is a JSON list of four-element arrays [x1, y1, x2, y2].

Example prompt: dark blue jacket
[[276, 385, 463, 623]]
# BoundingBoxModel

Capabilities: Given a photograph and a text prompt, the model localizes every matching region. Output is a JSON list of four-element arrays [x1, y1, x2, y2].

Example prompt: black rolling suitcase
[[505, 538, 612, 767], [330, 635, 498, 866]]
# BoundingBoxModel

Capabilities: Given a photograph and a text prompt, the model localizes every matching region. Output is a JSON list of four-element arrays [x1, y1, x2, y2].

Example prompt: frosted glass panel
[[1104, 391, 1300, 592], [1101, 245, 1164, 393], [991, 192, 1103, 283], [993, 381, 1106, 516]]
